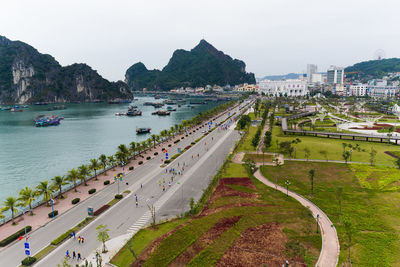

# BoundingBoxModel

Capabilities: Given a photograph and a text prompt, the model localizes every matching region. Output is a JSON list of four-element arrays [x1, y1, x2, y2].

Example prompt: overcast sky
[[1, 0, 399, 81]]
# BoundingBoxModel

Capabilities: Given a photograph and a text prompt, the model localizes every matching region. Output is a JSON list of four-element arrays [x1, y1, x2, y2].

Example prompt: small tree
[[343, 216, 353, 265], [96, 224, 110, 253], [78, 164, 90, 186], [336, 187, 343, 217], [3, 196, 18, 224], [189, 198, 195, 215], [308, 169, 315, 196], [342, 143, 347, 153], [99, 154, 108, 175], [342, 151, 351, 163], [89, 159, 100, 180], [395, 158, 400, 169], [147, 203, 156, 228], [284, 240, 305, 267], [369, 147, 377, 166], [304, 147, 311, 161]]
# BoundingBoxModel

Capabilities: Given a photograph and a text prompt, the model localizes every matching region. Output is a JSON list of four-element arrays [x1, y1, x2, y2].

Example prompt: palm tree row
[[0, 100, 237, 223]]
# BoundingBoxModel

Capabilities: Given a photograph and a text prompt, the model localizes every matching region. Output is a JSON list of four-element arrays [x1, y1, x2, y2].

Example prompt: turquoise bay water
[[0, 97, 222, 204]]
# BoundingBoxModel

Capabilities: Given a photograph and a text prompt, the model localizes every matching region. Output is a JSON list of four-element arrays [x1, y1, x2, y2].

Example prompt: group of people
[[65, 231, 85, 261]]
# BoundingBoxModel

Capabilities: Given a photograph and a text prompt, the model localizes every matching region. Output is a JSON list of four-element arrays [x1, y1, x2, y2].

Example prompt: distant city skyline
[[1, 0, 399, 81]]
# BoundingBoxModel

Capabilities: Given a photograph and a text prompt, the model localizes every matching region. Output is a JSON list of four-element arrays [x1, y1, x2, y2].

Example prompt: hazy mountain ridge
[[125, 40, 255, 90], [0, 35, 131, 104]]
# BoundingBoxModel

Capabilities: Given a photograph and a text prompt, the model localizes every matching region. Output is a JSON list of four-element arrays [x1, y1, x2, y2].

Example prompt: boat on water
[[167, 106, 176, 111], [47, 105, 67, 111], [152, 110, 171, 116], [10, 107, 23, 112], [34, 115, 64, 127], [127, 109, 142, 116], [136, 127, 151, 134]]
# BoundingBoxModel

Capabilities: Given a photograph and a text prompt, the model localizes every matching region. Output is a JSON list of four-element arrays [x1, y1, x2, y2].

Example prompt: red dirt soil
[[217, 222, 305, 267], [168, 216, 242, 267], [208, 177, 258, 203]]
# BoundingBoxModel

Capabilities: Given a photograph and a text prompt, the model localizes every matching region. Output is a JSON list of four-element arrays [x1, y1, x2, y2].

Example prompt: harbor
[[0, 96, 224, 205]]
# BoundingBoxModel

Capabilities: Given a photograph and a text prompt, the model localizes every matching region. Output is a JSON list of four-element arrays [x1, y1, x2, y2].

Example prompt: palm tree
[[78, 164, 90, 186], [160, 130, 167, 143], [51, 176, 68, 199], [3, 196, 18, 224], [118, 144, 129, 159], [18, 187, 36, 215], [107, 155, 116, 170], [170, 126, 175, 137], [129, 142, 136, 159], [115, 151, 125, 166], [99, 154, 108, 174], [146, 138, 152, 150], [67, 168, 80, 192], [90, 159, 100, 180], [0, 208, 5, 221], [36, 181, 53, 206], [151, 134, 157, 148], [140, 141, 147, 153]]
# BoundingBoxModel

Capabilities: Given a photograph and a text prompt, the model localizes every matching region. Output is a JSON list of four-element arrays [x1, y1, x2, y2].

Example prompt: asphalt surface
[[0, 101, 249, 267]]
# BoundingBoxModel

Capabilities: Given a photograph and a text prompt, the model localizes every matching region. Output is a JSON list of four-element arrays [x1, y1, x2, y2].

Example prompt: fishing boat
[[136, 127, 151, 134], [10, 107, 23, 112], [152, 110, 171, 116], [167, 106, 176, 111], [126, 109, 142, 116], [34, 115, 64, 127]]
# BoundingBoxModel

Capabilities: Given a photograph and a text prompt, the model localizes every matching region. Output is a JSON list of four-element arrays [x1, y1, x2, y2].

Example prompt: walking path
[[253, 169, 340, 267]]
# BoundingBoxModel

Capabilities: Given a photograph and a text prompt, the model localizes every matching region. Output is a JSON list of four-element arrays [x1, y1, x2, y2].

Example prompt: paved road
[[253, 169, 340, 267], [0, 102, 250, 267]]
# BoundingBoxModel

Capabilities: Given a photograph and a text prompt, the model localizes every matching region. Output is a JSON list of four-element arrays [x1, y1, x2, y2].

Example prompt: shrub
[[168, 144, 172, 147], [146, 156, 151, 160], [51, 230, 71, 245], [48, 210, 58, 218], [181, 137, 184, 139], [71, 198, 80, 205], [164, 160, 171, 164], [174, 139, 180, 144], [104, 180, 110, 185], [94, 205, 110, 216], [88, 188, 96, 194], [0, 226, 32, 247], [129, 166, 134, 170], [138, 161, 143, 165], [154, 152, 159, 155], [115, 194, 123, 199], [21, 256, 36, 266], [191, 142, 196, 145]]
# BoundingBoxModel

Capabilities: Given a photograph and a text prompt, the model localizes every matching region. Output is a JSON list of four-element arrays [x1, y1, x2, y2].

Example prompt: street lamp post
[[285, 180, 291, 196], [50, 199, 55, 218], [316, 214, 320, 233]]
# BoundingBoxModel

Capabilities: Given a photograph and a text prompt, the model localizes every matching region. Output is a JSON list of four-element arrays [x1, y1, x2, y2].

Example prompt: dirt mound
[[169, 216, 242, 266], [217, 222, 305, 267], [199, 203, 273, 217], [208, 177, 258, 204]]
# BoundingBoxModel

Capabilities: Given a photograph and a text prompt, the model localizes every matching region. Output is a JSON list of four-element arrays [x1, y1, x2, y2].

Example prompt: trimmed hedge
[[0, 226, 32, 247], [21, 256, 36, 266], [174, 139, 180, 144], [71, 198, 80, 205], [154, 152, 158, 155], [51, 217, 94, 245], [88, 188, 96, 194], [94, 205, 110, 216], [104, 180, 110, 185], [146, 156, 151, 160], [138, 161, 143, 165], [115, 194, 123, 199], [164, 160, 171, 164], [191, 142, 196, 145], [181, 137, 184, 139], [48, 210, 58, 218], [129, 166, 134, 171], [168, 144, 172, 147]]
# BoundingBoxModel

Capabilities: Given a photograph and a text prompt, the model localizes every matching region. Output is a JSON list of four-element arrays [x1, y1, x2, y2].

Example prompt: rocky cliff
[[125, 40, 255, 90], [0, 35, 131, 104]]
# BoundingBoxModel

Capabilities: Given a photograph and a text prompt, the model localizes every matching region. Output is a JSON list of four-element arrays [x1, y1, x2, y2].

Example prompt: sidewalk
[[253, 169, 340, 267]]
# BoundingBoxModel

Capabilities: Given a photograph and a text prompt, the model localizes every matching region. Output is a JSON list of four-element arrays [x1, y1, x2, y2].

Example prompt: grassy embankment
[[261, 161, 400, 266], [111, 112, 321, 267]]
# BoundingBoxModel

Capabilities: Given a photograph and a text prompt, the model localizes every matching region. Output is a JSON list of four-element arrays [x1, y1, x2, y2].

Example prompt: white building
[[258, 79, 309, 97], [350, 83, 398, 98], [307, 64, 318, 83], [327, 65, 344, 85], [311, 73, 323, 84]]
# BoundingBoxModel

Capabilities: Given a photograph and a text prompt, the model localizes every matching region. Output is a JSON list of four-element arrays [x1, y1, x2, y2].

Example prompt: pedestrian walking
[[73, 251, 76, 259], [73, 231, 76, 239], [163, 185, 165, 192], [159, 181, 161, 186], [163, 178, 165, 183], [192, 155, 194, 159], [77, 252, 81, 261], [197, 153, 199, 158], [66, 250, 70, 258], [70, 232, 73, 239], [141, 183, 143, 189], [178, 162, 180, 167], [165, 169, 167, 173], [136, 200, 138, 207], [82, 237, 84, 244], [168, 181, 171, 187], [78, 236, 81, 244]]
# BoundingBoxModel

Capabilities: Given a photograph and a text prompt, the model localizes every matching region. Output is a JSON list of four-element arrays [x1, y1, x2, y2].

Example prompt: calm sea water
[[0, 97, 222, 203]]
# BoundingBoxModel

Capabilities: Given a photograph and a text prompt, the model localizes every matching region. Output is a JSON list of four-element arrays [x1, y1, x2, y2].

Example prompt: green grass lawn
[[270, 126, 400, 165], [222, 163, 248, 177], [238, 126, 258, 152], [261, 161, 400, 266], [243, 153, 273, 162]]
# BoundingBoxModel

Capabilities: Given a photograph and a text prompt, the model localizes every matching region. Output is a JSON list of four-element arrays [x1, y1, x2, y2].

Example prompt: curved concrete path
[[254, 169, 339, 267]]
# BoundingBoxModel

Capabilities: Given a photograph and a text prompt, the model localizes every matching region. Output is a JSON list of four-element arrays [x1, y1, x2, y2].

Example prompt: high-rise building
[[307, 64, 318, 83], [327, 65, 344, 85]]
